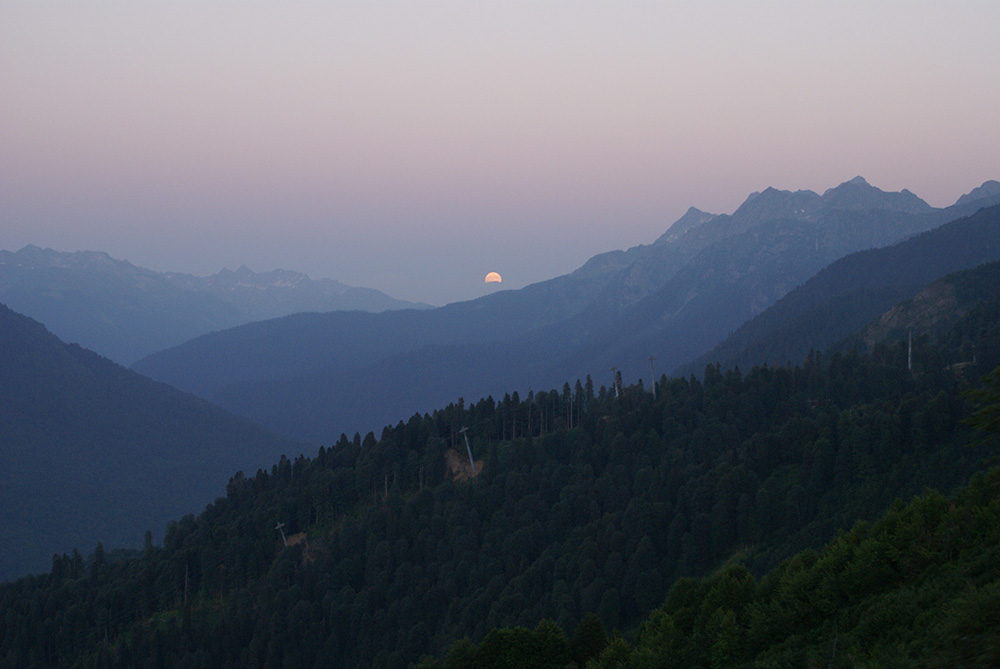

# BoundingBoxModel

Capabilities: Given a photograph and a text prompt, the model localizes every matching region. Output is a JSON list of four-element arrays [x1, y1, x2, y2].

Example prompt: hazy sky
[[3, 2, 999, 305]]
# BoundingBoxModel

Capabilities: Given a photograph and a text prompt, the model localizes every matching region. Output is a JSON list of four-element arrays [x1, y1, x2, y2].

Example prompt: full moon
[[484, 272, 502, 284]]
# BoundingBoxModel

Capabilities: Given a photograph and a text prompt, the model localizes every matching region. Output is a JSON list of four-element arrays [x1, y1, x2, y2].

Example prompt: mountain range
[[0, 246, 428, 365], [2, 174, 1000, 663], [133, 178, 1000, 444], [3, 263, 997, 664], [679, 200, 1000, 375]]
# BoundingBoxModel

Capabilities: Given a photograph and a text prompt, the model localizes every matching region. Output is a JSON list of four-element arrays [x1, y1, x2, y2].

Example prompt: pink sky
[[2, 2, 999, 304]]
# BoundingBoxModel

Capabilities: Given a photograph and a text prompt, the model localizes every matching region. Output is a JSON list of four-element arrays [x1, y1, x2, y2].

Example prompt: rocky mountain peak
[[653, 206, 719, 244], [9, 245, 136, 273], [731, 187, 822, 225], [821, 177, 931, 214]]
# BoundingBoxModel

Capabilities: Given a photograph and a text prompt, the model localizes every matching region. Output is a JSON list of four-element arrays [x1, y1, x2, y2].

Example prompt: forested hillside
[[621, 464, 1000, 668], [2, 287, 998, 667], [434, 462, 1000, 668], [843, 259, 1000, 358]]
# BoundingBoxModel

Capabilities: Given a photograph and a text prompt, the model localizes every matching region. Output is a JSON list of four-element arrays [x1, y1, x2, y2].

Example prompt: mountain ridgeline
[[133, 178, 1000, 444], [2, 276, 999, 666], [0, 246, 428, 365], [680, 201, 1000, 375]]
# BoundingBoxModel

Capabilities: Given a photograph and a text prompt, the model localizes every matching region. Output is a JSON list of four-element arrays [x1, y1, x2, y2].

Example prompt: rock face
[[862, 281, 959, 350], [653, 207, 719, 244], [855, 259, 1000, 353], [445, 449, 481, 482], [820, 176, 932, 214], [583, 176, 940, 316]]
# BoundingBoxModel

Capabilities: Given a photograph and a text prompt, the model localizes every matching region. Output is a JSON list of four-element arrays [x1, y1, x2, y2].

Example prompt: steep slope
[[558, 181, 1000, 386], [0, 303, 302, 581], [583, 177, 935, 318], [683, 202, 1000, 375], [0, 246, 425, 365], [849, 260, 1000, 354]]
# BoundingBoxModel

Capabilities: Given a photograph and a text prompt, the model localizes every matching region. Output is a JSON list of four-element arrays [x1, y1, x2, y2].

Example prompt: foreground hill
[[681, 202, 1000, 376], [437, 462, 1000, 668], [0, 303, 302, 581], [3, 288, 997, 666], [0, 246, 426, 365], [134, 177, 997, 444], [626, 466, 1000, 667]]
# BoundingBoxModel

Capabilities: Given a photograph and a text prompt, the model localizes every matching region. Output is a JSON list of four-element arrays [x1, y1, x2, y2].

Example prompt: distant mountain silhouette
[[0, 303, 302, 580], [133, 179, 1000, 443], [163, 264, 431, 320], [0, 246, 428, 365], [132, 265, 617, 401], [541, 179, 999, 386]]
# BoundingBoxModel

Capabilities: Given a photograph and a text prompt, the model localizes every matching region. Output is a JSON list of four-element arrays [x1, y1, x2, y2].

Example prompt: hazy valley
[[3, 177, 1000, 666], [0, 247, 429, 366], [7, 3, 1000, 664], [131, 178, 1000, 444]]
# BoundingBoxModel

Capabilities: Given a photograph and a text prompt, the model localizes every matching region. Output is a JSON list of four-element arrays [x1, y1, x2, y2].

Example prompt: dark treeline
[[2, 292, 998, 668], [434, 463, 1000, 668]]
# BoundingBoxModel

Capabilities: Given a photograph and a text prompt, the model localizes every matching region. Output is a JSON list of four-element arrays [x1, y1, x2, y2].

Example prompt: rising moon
[[484, 272, 502, 283]]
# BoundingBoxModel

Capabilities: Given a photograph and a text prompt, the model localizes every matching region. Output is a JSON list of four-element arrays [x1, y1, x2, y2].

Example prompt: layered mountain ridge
[[4, 273, 998, 665], [0, 247, 427, 365], [0, 304, 302, 580], [133, 178, 1000, 444], [681, 202, 1000, 375]]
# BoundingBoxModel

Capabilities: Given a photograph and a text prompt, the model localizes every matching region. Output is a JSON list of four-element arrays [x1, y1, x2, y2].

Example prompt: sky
[[3, 2, 999, 305]]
